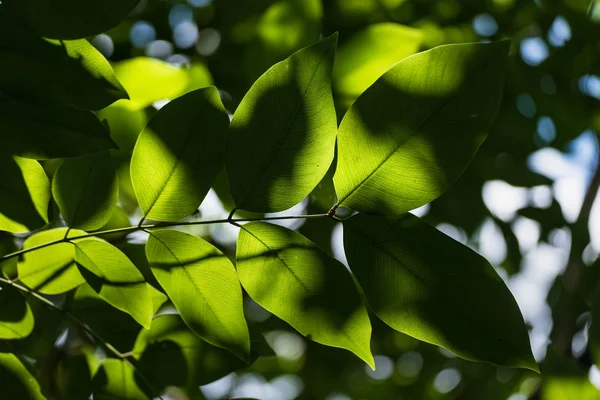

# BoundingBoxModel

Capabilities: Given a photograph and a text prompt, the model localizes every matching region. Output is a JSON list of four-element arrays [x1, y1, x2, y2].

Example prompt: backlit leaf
[[236, 222, 374, 367], [145, 230, 250, 361], [18, 228, 87, 294], [0, 18, 127, 110], [53, 152, 118, 231], [0, 353, 45, 400], [0, 156, 50, 233], [333, 41, 509, 218], [332, 23, 422, 112], [227, 34, 338, 213], [0, 93, 117, 159], [343, 212, 538, 371], [92, 359, 150, 400], [0, 285, 34, 339], [74, 238, 153, 329], [131, 87, 229, 222]]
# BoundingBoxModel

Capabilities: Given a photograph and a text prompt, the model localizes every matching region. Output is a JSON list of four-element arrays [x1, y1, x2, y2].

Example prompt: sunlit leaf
[[92, 359, 150, 400], [53, 152, 118, 231], [227, 34, 338, 212], [74, 238, 153, 329], [93, 206, 132, 242], [145, 230, 250, 361], [0, 156, 50, 233], [0, 18, 127, 110], [245, 0, 322, 80], [96, 103, 147, 158], [18, 228, 87, 294], [0, 234, 17, 279], [0, 285, 34, 339], [0, 93, 117, 159], [0, 353, 45, 400], [236, 222, 374, 367], [332, 23, 422, 111], [343, 213, 538, 371], [333, 41, 509, 218], [131, 87, 229, 222], [112, 57, 190, 110], [5, 0, 139, 39], [132, 314, 256, 391]]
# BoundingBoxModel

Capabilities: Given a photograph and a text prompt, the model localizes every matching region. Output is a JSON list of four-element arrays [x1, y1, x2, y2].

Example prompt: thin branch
[[0, 214, 329, 262]]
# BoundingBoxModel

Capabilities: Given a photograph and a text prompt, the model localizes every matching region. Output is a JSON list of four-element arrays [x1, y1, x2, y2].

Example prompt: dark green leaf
[[333, 41, 509, 218], [145, 230, 250, 361], [0, 284, 34, 339], [227, 34, 338, 212], [6, 0, 139, 39], [18, 228, 87, 294], [0, 353, 45, 400], [74, 238, 153, 329], [53, 152, 118, 231], [0, 18, 127, 110], [343, 213, 538, 371], [131, 87, 229, 222], [0, 156, 50, 233], [0, 93, 116, 159], [236, 222, 374, 367]]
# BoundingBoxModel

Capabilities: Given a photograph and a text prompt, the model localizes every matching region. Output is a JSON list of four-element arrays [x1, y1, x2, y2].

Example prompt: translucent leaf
[[53, 152, 118, 231], [0, 19, 127, 110], [333, 41, 509, 218], [131, 87, 229, 222], [92, 359, 150, 400], [227, 34, 338, 212], [74, 238, 153, 329], [0, 93, 117, 160], [145, 230, 250, 361], [5, 0, 139, 39], [332, 23, 422, 111], [0, 156, 50, 233], [236, 222, 374, 367], [18, 228, 87, 294], [0, 285, 34, 339], [112, 57, 190, 110], [0, 353, 45, 400], [132, 314, 256, 390], [343, 213, 538, 371]]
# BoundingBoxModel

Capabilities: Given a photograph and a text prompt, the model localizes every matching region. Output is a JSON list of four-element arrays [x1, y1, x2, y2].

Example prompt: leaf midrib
[[337, 52, 494, 207]]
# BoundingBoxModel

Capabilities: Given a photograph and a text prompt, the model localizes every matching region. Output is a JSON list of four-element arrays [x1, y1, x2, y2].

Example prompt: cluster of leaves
[[0, 0, 550, 399]]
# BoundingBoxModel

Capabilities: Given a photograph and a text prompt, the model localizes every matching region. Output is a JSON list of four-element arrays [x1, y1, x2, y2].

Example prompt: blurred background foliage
[[6, 0, 600, 398]]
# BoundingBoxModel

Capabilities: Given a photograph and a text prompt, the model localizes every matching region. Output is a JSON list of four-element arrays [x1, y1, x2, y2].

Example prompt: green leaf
[[53, 152, 118, 231], [6, 0, 139, 39], [112, 57, 190, 110], [244, 0, 322, 80], [56, 348, 98, 400], [0, 234, 18, 279], [131, 87, 229, 222], [236, 222, 374, 367], [332, 23, 422, 111], [74, 238, 153, 329], [132, 314, 254, 391], [0, 156, 50, 233], [93, 206, 132, 242], [227, 34, 339, 213], [92, 359, 150, 400], [68, 284, 144, 353], [18, 228, 87, 294], [343, 213, 538, 371], [0, 19, 127, 110], [0, 353, 46, 400], [145, 230, 250, 361], [333, 41, 509, 218], [0, 285, 34, 339], [0, 93, 117, 160]]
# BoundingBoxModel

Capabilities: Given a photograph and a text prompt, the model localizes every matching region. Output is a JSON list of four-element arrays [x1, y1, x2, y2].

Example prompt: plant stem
[[0, 213, 329, 262], [0, 276, 164, 399]]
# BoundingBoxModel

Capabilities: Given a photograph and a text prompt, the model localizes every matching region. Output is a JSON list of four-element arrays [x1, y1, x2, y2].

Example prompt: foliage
[[1, 0, 600, 399]]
